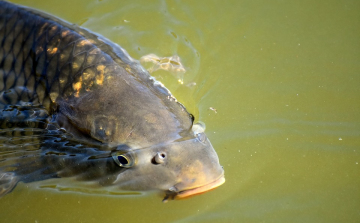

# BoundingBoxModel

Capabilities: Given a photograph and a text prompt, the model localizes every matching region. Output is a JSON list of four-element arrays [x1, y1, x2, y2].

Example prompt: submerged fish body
[[0, 1, 224, 200]]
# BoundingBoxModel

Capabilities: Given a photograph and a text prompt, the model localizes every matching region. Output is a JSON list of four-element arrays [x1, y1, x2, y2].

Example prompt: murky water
[[1, 0, 359, 222]]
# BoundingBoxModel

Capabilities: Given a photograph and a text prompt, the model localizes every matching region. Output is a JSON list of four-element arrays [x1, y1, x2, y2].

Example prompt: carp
[[0, 1, 224, 201]]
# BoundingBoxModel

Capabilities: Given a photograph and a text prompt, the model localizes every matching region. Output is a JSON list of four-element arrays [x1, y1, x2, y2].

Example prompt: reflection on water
[[1, 0, 360, 222]]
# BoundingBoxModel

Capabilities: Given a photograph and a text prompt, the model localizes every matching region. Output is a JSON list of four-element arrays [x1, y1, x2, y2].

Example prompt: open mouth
[[175, 175, 225, 199]]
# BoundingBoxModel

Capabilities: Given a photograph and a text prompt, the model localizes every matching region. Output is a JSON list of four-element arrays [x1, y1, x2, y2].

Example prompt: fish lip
[[174, 174, 226, 199]]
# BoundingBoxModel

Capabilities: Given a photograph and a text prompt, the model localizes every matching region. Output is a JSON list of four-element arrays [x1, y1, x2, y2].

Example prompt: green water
[[1, 0, 359, 222]]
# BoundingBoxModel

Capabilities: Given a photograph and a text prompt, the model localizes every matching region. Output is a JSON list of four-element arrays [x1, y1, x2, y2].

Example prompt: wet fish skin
[[0, 1, 224, 199], [0, 1, 193, 148], [0, 1, 127, 109]]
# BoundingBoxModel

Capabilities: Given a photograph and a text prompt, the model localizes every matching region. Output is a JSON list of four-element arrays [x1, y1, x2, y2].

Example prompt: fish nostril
[[151, 152, 166, 165]]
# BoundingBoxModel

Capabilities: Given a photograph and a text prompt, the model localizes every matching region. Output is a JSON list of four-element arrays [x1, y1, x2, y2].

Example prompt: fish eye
[[112, 152, 135, 168], [196, 132, 207, 143], [152, 152, 166, 165], [117, 155, 129, 165]]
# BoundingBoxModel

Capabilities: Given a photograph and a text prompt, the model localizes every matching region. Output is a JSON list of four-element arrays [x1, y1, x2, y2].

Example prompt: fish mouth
[[175, 175, 225, 199]]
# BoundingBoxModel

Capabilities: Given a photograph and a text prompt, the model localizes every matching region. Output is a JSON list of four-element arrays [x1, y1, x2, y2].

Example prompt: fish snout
[[170, 157, 225, 200]]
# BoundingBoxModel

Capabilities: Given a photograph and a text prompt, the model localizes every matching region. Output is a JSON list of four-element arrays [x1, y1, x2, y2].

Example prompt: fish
[[0, 1, 225, 201]]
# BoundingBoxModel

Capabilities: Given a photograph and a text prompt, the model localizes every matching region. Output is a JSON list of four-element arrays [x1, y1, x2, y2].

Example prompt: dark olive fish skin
[[0, 1, 224, 199], [0, 1, 130, 106], [0, 0, 192, 146]]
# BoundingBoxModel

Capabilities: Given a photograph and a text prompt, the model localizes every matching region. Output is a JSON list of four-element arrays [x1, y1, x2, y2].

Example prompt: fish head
[[111, 123, 225, 200], [56, 77, 224, 199]]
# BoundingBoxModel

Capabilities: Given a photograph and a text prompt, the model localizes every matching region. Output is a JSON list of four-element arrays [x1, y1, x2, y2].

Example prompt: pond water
[[1, 0, 359, 222]]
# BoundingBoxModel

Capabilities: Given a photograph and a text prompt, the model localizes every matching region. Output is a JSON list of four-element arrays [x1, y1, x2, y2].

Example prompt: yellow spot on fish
[[77, 39, 91, 47], [72, 62, 79, 70], [96, 65, 105, 85], [61, 30, 70, 37], [49, 92, 59, 103], [82, 72, 93, 80], [88, 39, 96, 44], [97, 65, 105, 73], [73, 76, 83, 97], [86, 55, 95, 64], [96, 74, 104, 85], [47, 47, 58, 55], [86, 81, 94, 91]]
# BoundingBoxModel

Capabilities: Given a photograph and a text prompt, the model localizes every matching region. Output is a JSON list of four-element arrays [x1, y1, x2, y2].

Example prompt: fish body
[[0, 1, 224, 200]]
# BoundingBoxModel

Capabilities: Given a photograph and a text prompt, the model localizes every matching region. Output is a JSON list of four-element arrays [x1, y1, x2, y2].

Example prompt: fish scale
[[0, 1, 121, 109]]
